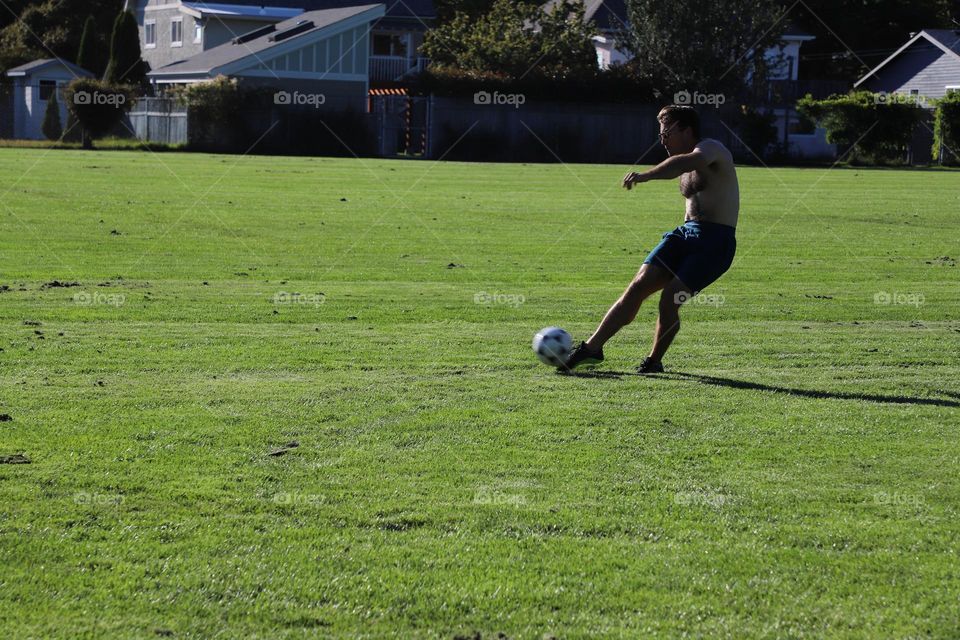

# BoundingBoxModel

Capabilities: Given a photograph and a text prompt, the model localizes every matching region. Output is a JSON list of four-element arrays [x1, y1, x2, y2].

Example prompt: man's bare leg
[[584, 264, 673, 352], [647, 277, 692, 363]]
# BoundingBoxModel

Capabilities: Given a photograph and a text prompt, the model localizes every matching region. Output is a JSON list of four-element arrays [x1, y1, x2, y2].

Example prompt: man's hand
[[622, 171, 648, 190]]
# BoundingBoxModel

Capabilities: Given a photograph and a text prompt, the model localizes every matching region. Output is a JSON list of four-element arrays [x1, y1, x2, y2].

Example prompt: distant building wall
[[138, 1, 203, 72]]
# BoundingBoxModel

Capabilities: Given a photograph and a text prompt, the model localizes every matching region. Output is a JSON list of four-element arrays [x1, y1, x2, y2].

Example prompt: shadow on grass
[[562, 369, 960, 407]]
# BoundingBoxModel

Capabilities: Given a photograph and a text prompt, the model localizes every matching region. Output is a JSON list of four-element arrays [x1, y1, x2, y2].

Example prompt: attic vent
[[269, 20, 315, 42], [233, 24, 276, 44]]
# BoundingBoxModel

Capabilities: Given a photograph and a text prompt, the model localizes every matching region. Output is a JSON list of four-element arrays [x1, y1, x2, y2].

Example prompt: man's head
[[657, 105, 701, 155]]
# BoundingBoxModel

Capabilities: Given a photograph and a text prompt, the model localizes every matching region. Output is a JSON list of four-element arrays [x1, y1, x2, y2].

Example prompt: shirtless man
[[563, 104, 740, 373]]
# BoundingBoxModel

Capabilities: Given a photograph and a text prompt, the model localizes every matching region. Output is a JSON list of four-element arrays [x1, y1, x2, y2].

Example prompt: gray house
[[5, 59, 94, 140], [127, 0, 435, 83], [148, 5, 385, 110], [855, 29, 960, 101]]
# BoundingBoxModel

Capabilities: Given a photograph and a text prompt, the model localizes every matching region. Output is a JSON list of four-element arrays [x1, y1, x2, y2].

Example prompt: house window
[[372, 33, 407, 57], [38, 80, 57, 101], [144, 20, 156, 48], [194, 21, 203, 44], [171, 17, 183, 47]]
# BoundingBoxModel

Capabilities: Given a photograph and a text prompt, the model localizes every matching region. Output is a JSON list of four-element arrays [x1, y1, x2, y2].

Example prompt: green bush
[[63, 79, 135, 148], [170, 76, 256, 149], [169, 75, 241, 121], [41, 91, 62, 141], [932, 91, 960, 165], [797, 91, 927, 164]]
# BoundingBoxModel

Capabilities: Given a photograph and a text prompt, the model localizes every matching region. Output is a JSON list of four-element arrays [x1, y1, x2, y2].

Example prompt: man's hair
[[658, 105, 701, 139]]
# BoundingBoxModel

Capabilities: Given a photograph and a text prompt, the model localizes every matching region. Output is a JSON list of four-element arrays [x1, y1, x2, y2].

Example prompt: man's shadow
[[563, 370, 960, 408]]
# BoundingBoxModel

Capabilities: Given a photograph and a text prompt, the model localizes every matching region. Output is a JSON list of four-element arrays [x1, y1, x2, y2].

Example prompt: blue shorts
[[643, 221, 736, 294]]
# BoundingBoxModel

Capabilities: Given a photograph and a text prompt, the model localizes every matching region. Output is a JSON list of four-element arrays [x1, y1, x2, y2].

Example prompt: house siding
[[137, 1, 204, 72], [862, 39, 960, 100]]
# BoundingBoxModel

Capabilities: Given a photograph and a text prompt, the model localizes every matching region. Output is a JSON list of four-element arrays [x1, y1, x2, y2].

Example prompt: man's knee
[[629, 265, 670, 300], [659, 280, 692, 314]]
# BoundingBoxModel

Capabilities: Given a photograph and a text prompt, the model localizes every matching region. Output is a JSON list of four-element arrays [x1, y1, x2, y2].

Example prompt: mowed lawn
[[0, 147, 958, 639]]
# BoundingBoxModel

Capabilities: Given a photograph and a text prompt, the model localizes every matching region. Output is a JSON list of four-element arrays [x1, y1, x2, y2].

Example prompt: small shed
[[5, 59, 95, 140]]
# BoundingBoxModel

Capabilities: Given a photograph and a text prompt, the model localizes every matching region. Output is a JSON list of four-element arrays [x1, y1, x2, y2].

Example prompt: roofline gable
[[6, 58, 95, 78], [855, 30, 960, 87], [148, 4, 384, 78]]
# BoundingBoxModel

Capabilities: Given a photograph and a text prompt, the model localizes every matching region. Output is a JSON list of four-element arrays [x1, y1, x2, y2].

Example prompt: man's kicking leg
[[639, 277, 692, 374], [563, 264, 673, 370]]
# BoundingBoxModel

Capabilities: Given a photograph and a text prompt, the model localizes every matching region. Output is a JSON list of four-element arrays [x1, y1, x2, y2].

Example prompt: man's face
[[658, 120, 689, 156]]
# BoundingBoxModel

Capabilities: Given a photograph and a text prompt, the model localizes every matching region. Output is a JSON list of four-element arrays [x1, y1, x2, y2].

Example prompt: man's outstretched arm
[[622, 146, 715, 189]]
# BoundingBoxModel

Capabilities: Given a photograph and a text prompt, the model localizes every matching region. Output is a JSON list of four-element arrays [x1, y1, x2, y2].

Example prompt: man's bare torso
[[679, 138, 740, 228]]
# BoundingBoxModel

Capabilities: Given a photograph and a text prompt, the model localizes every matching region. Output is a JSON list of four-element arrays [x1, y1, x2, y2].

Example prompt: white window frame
[[144, 19, 156, 49], [171, 17, 183, 48], [193, 20, 203, 44]]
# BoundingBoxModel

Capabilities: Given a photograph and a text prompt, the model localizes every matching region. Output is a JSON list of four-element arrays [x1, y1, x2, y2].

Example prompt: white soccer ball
[[532, 327, 573, 367]]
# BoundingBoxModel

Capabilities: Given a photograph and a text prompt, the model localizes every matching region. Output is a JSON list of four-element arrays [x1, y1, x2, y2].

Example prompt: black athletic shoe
[[637, 357, 664, 374], [560, 342, 604, 371]]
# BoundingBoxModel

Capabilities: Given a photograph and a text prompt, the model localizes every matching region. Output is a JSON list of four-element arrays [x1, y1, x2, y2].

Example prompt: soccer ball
[[532, 327, 573, 367]]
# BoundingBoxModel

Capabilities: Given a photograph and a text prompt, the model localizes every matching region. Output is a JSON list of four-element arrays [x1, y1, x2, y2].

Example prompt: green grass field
[[1, 147, 958, 639]]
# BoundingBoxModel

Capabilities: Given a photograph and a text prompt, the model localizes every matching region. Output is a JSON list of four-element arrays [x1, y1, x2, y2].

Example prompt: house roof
[[855, 29, 960, 87], [541, 0, 627, 31], [187, 0, 435, 20], [5, 58, 95, 78], [149, 4, 384, 78], [180, 3, 305, 21], [923, 28, 960, 54]]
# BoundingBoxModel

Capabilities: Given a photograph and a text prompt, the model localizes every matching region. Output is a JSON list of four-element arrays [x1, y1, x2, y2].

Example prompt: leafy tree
[[104, 10, 147, 87], [422, 0, 598, 79], [623, 0, 786, 99], [0, 0, 122, 73], [41, 90, 62, 140], [0, 0, 35, 31], [434, 0, 541, 23], [76, 15, 107, 78]]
